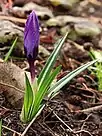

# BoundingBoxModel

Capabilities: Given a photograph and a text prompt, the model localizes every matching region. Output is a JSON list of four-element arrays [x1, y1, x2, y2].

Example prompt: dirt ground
[[1, 0, 102, 136]]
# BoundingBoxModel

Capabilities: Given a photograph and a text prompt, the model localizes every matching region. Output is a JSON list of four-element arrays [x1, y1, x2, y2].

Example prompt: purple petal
[[24, 10, 39, 61], [24, 10, 39, 82]]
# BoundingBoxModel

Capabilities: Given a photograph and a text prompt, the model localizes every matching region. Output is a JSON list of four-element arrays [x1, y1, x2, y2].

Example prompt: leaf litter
[[0, 0, 102, 135]]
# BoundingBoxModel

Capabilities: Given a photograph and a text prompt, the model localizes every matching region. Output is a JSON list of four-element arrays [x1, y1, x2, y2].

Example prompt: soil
[[1, 0, 102, 136]]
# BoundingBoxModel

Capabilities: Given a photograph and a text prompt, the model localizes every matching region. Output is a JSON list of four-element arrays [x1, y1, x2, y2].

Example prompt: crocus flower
[[24, 10, 39, 82]]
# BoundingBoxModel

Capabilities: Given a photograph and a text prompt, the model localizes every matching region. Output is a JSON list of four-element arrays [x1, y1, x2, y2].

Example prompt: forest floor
[[1, 0, 102, 136]]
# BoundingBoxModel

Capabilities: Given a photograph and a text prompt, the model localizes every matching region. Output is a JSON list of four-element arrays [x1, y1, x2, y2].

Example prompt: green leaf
[[27, 79, 38, 120], [0, 119, 2, 136], [38, 32, 68, 88], [89, 49, 102, 91], [96, 63, 102, 90], [90, 49, 102, 60], [20, 73, 34, 123], [4, 37, 18, 62], [30, 66, 61, 118], [89, 50, 96, 60], [48, 60, 98, 99]]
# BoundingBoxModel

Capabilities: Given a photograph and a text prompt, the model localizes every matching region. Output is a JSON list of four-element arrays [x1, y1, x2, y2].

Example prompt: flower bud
[[24, 10, 39, 82]]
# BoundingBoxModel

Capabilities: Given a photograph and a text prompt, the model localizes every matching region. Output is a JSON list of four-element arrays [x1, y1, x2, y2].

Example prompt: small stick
[[74, 130, 93, 136], [53, 111, 74, 133], [21, 105, 45, 136], [52, 109, 92, 136], [0, 15, 26, 24], [52, 110, 78, 136], [2, 125, 21, 136], [39, 123, 56, 136], [80, 114, 92, 136], [21, 116, 37, 136], [77, 105, 102, 114], [0, 82, 24, 93]]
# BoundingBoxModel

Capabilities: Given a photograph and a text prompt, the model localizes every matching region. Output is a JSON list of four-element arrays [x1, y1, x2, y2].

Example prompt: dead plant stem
[[2, 125, 21, 136], [0, 82, 24, 93]]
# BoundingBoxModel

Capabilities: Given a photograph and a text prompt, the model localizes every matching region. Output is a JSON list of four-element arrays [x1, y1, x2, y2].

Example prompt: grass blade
[[4, 37, 18, 62]]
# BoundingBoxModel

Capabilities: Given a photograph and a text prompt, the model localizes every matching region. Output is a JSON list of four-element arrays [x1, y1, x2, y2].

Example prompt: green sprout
[[4, 37, 18, 62], [89, 49, 102, 91], [20, 11, 98, 123]]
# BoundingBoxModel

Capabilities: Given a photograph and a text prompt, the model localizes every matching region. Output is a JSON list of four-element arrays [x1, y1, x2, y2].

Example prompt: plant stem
[[28, 60, 35, 83]]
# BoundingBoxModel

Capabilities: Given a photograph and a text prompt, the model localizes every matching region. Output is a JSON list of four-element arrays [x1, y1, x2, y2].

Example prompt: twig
[[52, 109, 92, 136], [78, 105, 102, 114], [0, 15, 26, 24], [52, 111, 78, 136], [74, 130, 93, 136], [80, 114, 92, 136], [53, 111, 73, 132], [21, 116, 37, 136], [39, 123, 57, 136], [2, 125, 21, 136], [21, 104, 45, 136], [0, 82, 24, 93]]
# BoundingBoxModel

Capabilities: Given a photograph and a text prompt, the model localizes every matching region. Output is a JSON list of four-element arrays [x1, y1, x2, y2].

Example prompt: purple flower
[[24, 10, 39, 82]]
